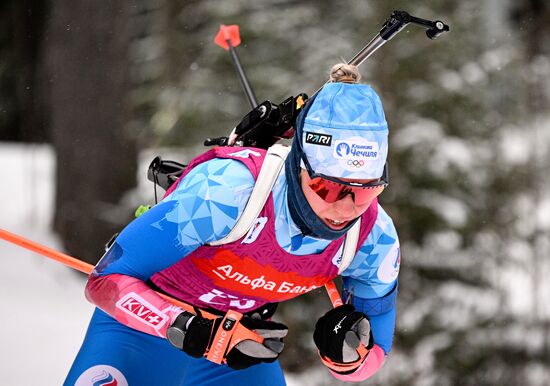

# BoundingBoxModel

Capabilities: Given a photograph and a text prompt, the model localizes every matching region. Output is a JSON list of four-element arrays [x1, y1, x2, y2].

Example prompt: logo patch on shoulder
[[305, 132, 332, 146], [242, 217, 268, 244]]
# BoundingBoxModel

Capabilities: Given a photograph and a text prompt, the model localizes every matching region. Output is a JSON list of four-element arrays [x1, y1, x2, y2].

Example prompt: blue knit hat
[[300, 82, 388, 179]]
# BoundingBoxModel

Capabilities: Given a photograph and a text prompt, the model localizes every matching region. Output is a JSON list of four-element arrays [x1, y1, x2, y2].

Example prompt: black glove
[[225, 317, 288, 370], [167, 311, 288, 370], [313, 304, 373, 369]]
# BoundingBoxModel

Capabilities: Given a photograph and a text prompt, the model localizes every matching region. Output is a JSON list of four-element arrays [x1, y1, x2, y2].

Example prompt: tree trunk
[[46, 1, 137, 264], [0, 0, 49, 142]]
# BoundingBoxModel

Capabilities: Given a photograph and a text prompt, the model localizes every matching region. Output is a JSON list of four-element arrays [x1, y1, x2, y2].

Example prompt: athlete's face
[[300, 169, 376, 230]]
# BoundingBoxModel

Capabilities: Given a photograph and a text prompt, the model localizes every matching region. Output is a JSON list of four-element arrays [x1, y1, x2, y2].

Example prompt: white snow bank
[[0, 143, 95, 385]]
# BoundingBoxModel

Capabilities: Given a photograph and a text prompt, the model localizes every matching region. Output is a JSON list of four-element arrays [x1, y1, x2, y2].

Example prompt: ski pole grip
[[206, 310, 244, 364]]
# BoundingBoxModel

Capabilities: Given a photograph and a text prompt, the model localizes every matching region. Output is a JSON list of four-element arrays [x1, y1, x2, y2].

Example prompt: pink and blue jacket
[[86, 146, 400, 381]]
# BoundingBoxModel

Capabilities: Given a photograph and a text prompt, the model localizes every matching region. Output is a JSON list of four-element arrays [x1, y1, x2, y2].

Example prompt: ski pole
[[0, 228, 93, 274], [0, 228, 192, 309], [214, 24, 259, 109], [325, 280, 371, 358], [2, 227, 343, 331], [0, 227, 266, 358], [324, 280, 344, 307]]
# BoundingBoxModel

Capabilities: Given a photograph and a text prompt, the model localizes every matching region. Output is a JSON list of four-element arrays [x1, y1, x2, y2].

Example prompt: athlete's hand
[[225, 317, 288, 370], [313, 304, 373, 372], [167, 311, 287, 370], [167, 310, 219, 358]]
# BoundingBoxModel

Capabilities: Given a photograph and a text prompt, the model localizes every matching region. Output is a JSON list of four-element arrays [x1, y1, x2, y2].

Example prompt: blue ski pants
[[64, 308, 286, 386]]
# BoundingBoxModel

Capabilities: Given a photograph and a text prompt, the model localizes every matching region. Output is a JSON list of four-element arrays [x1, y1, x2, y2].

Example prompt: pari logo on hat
[[305, 131, 333, 147], [333, 137, 380, 172]]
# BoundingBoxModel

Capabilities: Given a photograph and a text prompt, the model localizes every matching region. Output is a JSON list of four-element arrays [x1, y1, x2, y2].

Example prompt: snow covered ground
[[0, 143, 95, 385]]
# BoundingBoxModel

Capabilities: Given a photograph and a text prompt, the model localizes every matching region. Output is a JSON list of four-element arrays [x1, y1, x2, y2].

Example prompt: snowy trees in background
[[374, 1, 550, 384]]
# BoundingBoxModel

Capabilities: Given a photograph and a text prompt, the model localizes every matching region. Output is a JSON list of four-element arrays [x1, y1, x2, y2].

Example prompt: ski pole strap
[[206, 310, 244, 364], [205, 309, 268, 365], [319, 343, 370, 374], [156, 295, 266, 364]]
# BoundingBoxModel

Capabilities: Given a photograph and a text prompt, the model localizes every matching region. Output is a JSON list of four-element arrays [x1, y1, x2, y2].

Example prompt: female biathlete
[[65, 64, 400, 386]]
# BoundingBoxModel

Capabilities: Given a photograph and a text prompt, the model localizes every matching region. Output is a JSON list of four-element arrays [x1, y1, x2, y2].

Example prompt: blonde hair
[[329, 63, 361, 84]]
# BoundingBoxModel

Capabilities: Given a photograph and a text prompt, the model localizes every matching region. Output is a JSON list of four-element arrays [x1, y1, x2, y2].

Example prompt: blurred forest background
[[1, 0, 550, 385]]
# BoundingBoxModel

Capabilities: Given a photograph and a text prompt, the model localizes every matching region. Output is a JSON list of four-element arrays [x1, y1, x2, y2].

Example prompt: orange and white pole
[[0, 228, 202, 312]]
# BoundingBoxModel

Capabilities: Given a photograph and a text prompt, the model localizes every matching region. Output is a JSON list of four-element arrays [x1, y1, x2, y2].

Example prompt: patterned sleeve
[[93, 158, 255, 280], [340, 205, 400, 354]]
